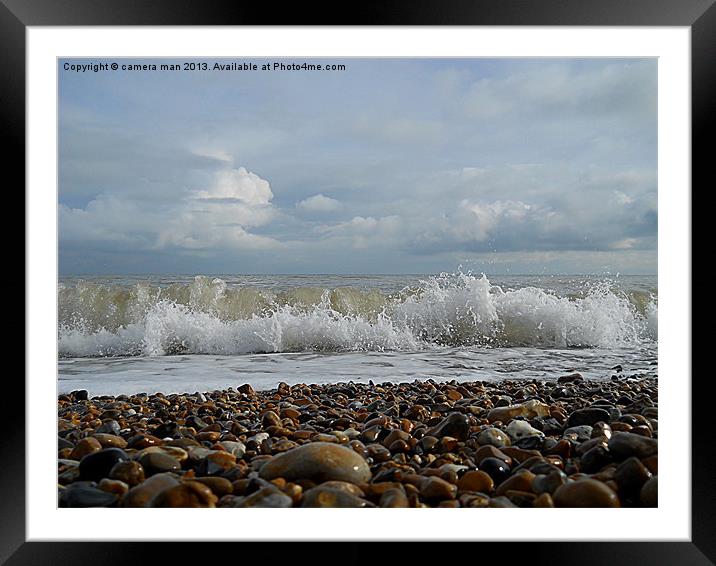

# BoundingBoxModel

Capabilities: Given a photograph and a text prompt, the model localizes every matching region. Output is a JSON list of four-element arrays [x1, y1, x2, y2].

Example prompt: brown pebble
[[109, 460, 145, 487], [98, 478, 129, 496], [379, 488, 409, 507], [151, 481, 218, 507], [192, 477, 234, 497], [553, 479, 621, 507], [420, 476, 457, 500], [69, 437, 102, 460], [533, 492, 555, 507], [457, 470, 494, 493], [92, 434, 128, 449], [496, 469, 535, 496]]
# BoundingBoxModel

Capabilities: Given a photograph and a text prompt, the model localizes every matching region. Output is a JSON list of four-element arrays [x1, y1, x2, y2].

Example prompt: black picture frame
[[7, 0, 707, 564]]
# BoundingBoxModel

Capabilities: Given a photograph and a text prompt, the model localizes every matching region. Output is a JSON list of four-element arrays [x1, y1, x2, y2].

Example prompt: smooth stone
[[514, 435, 545, 450], [532, 469, 567, 495], [459, 492, 490, 507], [150, 481, 218, 507], [506, 420, 544, 441], [563, 425, 593, 442], [553, 479, 621, 507], [138, 445, 188, 463], [109, 460, 145, 486], [316, 481, 365, 498], [138, 452, 181, 476], [500, 446, 542, 464], [59, 483, 118, 507], [217, 441, 246, 458], [69, 437, 103, 460], [557, 372, 583, 384], [72, 389, 89, 400], [259, 442, 371, 483], [608, 432, 658, 461], [234, 486, 293, 508], [580, 445, 612, 474], [193, 477, 234, 497], [613, 456, 652, 496], [122, 473, 180, 507], [478, 457, 512, 485], [238, 383, 255, 395], [640, 476, 658, 507], [488, 496, 518, 508], [153, 421, 180, 439], [98, 478, 129, 496], [261, 410, 281, 427], [58, 437, 74, 451], [474, 445, 512, 466], [419, 476, 457, 500], [568, 408, 611, 427], [457, 470, 494, 493], [495, 469, 535, 496], [96, 420, 121, 435], [301, 486, 374, 507], [426, 412, 470, 441], [92, 433, 128, 449], [79, 448, 129, 482], [379, 488, 409, 508], [476, 427, 511, 448], [533, 492, 555, 507], [199, 451, 237, 475], [486, 400, 550, 423]]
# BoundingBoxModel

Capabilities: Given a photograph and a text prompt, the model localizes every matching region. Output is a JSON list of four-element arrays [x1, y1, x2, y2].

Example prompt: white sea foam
[[58, 274, 657, 357]]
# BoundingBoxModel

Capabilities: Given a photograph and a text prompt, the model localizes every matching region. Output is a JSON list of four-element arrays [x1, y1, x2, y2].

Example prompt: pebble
[[58, 376, 657, 508], [138, 452, 181, 476], [301, 486, 374, 507], [59, 482, 118, 507], [192, 477, 234, 497], [567, 407, 610, 427], [457, 470, 494, 493], [259, 442, 371, 483], [79, 448, 129, 482], [608, 432, 658, 461], [379, 488, 409, 507], [419, 476, 457, 500], [70, 437, 103, 460], [553, 479, 621, 507], [151, 481, 218, 508], [109, 460, 145, 486], [613, 456, 652, 496], [92, 433, 128, 449], [506, 420, 543, 441], [477, 427, 511, 448], [98, 478, 129, 496], [640, 476, 658, 507], [122, 473, 180, 507], [230, 486, 293, 508], [479, 457, 512, 485], [426, 412, 470, 441]]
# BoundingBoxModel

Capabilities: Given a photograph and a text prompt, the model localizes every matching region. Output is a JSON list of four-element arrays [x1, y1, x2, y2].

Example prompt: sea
[[57, 273, 658, 396]]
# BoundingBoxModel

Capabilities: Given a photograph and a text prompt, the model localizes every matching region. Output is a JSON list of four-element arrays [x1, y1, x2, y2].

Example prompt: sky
[[59, 58, 657, 275]]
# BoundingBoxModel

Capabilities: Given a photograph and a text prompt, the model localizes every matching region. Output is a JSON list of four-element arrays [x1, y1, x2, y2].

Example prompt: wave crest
[[58, 274, 657, 357]]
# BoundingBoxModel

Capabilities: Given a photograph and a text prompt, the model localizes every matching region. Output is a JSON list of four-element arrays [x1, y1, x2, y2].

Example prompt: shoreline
[[58, 374, 658, 508]]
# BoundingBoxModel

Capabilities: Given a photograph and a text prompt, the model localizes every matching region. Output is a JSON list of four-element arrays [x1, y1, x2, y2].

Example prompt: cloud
[[196, 167, 273, 206], [296, 194, 342, 212], [59, 58, 657, 274], [61, 167, 282, 253]]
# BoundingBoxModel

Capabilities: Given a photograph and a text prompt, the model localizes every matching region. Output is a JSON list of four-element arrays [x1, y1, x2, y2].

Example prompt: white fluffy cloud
[[296, 194, 342, 212], [61, 167, 281, 252]]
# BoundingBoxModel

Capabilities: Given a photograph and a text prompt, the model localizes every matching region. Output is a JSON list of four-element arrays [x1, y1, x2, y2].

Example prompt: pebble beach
[[58, 372, 658, 508]]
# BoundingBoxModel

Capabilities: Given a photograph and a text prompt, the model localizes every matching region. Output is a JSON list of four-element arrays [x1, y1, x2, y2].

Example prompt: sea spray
[[58, 273, 657, 358]]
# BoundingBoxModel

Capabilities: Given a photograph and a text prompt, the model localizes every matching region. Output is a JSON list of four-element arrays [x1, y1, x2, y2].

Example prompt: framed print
[[8, 0, 709, 563]]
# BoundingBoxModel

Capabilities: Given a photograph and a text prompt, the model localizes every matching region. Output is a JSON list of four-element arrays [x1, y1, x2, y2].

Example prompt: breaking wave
[[58, 274, 657, 357]]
